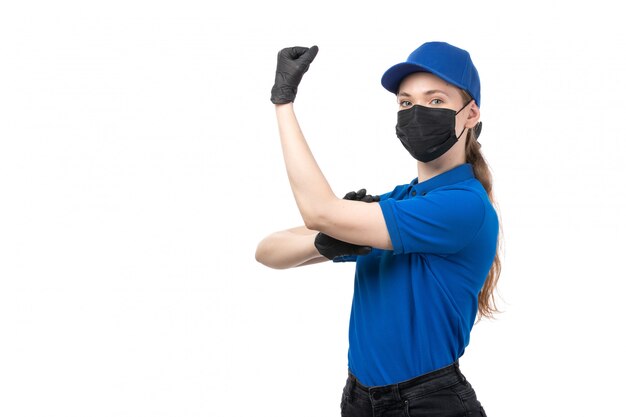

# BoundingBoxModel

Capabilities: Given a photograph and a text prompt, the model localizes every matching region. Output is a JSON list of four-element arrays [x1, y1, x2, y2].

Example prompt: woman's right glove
[[270, 45, 319, 104], [314, 189, 380, 260]]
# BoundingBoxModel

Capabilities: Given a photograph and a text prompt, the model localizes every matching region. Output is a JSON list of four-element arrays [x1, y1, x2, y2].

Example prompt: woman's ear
[[465, 101, 481, 129]]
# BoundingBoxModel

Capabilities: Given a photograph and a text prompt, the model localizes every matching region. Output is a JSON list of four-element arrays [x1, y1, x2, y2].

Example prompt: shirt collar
[[411, 163, 475, 195]]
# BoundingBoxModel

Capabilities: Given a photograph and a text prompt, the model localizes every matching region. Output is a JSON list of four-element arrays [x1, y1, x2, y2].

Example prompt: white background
[[1, 1, 624, 416]]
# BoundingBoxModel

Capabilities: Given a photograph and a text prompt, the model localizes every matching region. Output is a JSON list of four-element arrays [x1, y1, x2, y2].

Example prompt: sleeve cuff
[[379, 199, 405, 255]]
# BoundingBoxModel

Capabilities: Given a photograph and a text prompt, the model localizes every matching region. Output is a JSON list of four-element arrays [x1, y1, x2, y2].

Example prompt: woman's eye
[[430, 98, 444, 105], [399, 100, 412, 107]]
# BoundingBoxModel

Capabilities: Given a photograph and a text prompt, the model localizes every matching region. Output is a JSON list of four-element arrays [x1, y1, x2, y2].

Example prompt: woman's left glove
[[270, 45, 319, 104]]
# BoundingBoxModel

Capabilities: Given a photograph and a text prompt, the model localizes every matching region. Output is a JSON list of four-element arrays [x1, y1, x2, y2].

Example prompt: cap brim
[[381, 62, 465, 96]]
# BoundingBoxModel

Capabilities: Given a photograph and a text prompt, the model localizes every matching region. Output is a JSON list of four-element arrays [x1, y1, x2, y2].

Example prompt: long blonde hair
[[462, 93, 503, 320]]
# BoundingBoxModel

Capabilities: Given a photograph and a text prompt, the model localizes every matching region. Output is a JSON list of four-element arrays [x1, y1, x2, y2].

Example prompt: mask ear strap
[[456, 126, 467, 140], [457, 100, 482, 141], [455, 100, 472, 114], [455, 100, 473, 140]]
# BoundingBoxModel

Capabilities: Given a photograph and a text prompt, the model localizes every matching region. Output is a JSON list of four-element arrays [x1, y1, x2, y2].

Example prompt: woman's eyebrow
[[397, 89, 451, 98], [424, 89, 450, 97]]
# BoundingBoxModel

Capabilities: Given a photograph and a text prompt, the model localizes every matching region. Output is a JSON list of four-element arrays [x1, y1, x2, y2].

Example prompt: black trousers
[[340, 362, 487, 417]]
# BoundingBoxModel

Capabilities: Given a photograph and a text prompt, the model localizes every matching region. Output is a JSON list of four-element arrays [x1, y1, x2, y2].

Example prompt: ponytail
[[465, 123, 503, 320]]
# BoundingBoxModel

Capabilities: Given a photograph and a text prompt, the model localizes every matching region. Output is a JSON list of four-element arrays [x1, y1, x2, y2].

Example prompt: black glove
[[314, 232, 372, 260], [343, 188, 380, 203], [314, 189, 380, 260], [270, 45, 319, 104]]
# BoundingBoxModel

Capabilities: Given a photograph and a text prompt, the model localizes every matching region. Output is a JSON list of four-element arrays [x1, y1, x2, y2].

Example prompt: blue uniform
[[336, 163, 499, 387]]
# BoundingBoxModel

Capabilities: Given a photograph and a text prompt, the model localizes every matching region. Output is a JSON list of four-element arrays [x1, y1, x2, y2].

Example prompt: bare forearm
[[275, 104, 336, 229], [264, 46, 391, 252], [255, 226, 326, 269]]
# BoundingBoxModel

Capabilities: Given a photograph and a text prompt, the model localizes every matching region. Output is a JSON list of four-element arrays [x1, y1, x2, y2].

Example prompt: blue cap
[[381, 41, 481, 107]]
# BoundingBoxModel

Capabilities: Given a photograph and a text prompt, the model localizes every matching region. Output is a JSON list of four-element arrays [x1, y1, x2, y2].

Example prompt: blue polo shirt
[[337, 163, 498, 387]]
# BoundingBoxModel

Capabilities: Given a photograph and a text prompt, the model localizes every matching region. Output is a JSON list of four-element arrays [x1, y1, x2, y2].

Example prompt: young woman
[[256, 41, 501, 417]]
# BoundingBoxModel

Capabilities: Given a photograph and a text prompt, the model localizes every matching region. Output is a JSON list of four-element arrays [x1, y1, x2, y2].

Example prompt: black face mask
[[395, 102, 471, 162]]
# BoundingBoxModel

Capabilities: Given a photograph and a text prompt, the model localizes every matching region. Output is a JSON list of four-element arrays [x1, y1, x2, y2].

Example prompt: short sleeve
[[379, 188, 486, 255]]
